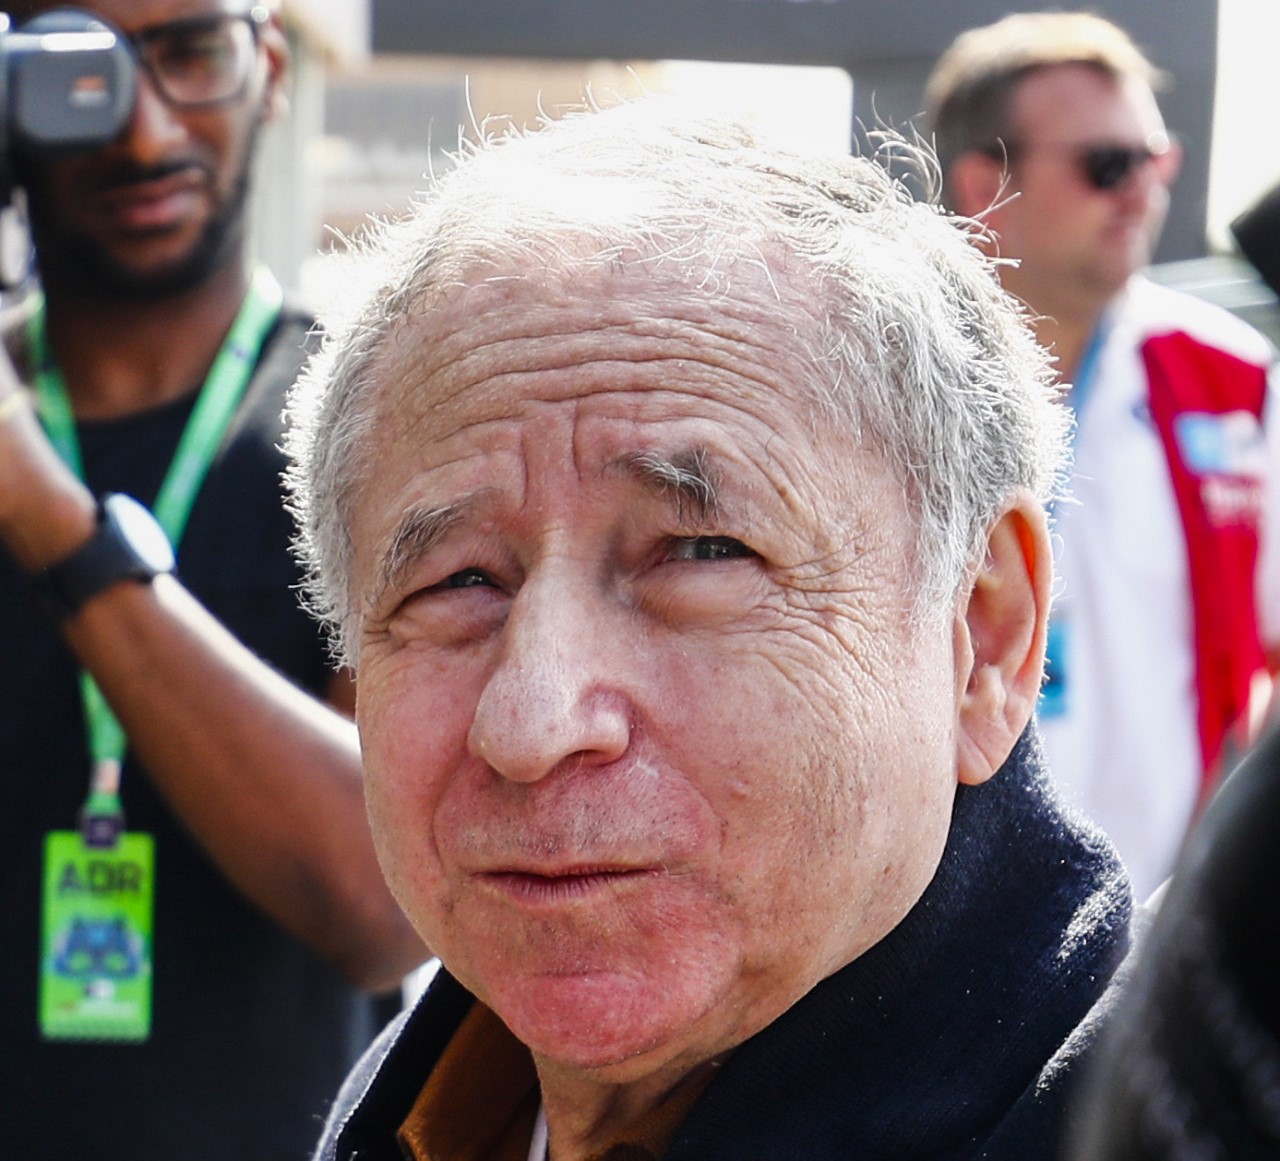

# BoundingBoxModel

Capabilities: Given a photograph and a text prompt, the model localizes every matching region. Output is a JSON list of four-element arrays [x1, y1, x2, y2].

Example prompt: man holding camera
[[0, 2, 424, 1158]]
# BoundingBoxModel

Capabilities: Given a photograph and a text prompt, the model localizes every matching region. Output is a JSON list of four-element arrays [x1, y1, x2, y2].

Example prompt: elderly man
[[925, 13, 1280, 902], [287, 102, 1131, 1160]]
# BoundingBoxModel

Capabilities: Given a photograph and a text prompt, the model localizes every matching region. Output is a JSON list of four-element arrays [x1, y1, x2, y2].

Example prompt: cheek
[[208, 114, 255, 179], [356, 657, 477, 892], [697, 628, 959, 967]]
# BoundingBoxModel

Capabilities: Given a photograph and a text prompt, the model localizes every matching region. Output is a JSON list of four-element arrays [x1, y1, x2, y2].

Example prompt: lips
[[94, 168, 206, 233], [478, 865, 659, 906]]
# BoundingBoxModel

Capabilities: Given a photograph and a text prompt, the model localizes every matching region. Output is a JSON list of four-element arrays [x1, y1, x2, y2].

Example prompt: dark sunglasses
[[987, 132, 1178, 192]]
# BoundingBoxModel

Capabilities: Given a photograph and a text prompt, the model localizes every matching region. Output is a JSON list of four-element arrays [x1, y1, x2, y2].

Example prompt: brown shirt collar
[[397, 1004, 715, 1161]]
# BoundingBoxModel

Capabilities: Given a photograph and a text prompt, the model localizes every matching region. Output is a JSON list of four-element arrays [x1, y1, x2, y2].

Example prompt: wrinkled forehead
[[362, 252, 836, 441], [338, 254, 905, 623]]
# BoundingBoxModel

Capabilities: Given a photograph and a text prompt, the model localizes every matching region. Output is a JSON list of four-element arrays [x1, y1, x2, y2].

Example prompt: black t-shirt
[[0, 308, 384, 1160]]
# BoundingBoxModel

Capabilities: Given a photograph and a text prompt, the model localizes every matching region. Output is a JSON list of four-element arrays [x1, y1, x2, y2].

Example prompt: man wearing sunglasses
[[926, 12, 1280, 905], [0, 2, 425, 1159]]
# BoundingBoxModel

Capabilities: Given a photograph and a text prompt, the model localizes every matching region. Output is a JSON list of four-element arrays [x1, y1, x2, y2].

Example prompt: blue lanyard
[[1049, 316, 1112, 523], [1069, 316, 1111, 426]]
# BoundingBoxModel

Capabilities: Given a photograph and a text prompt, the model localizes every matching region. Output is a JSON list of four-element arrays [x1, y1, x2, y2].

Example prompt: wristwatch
[[34, 493, 176, 619]]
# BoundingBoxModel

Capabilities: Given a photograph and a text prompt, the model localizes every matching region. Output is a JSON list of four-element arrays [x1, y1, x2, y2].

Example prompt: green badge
[[39, 830, 155, 1042]]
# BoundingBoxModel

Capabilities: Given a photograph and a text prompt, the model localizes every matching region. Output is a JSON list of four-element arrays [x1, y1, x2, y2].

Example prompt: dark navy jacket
[[315, 727, 1132, 1161]]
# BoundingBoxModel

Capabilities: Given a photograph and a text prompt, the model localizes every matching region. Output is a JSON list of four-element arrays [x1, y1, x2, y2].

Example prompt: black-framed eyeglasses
[[127, 6, 269, 108], [985, 131, 1179, 192]]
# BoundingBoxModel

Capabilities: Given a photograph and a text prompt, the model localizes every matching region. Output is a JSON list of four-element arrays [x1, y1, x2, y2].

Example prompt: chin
[[482, 963, 729, 1076], [90, 246, 231, 301], [48, 204, 244, 302]]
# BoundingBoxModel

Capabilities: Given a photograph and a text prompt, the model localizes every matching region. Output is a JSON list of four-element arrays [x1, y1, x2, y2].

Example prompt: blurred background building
[[265, 0, 1280, 325]]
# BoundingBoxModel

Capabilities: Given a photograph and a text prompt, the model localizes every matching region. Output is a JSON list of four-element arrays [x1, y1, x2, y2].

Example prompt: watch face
[[104, 494, 176, 574]]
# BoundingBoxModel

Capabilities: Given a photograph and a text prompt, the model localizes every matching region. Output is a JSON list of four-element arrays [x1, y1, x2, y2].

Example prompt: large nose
[[467, 574, 632, 784]]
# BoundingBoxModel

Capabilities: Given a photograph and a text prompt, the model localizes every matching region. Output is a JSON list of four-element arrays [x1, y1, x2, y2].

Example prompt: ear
[[947, 150, 1011, 222], [257, 11, 292, 124], [953, 494, 1052, 786], [1161, 134, 1184, 188]]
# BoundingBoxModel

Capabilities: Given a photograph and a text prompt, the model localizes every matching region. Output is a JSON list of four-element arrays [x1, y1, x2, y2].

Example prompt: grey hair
[[284, 97, 1067, 662]]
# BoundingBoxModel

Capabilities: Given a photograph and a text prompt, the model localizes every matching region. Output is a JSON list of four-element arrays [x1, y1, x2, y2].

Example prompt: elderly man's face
[[348, 265, 975, 1082]]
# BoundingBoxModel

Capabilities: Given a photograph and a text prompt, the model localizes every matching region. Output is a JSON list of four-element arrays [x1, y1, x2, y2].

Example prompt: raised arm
[[0, 367, 426, 992]]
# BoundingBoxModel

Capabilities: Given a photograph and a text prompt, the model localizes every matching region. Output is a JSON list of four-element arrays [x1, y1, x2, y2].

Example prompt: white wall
[[1208, 0, 1280, 250], [252, 1, 370, 293], [284, 0, 370, 65]]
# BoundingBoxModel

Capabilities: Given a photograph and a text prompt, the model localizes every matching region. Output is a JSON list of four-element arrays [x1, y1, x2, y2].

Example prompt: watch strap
[[33, 494, 174, 619]]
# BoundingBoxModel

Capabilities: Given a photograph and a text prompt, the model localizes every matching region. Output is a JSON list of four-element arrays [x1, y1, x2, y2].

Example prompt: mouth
[[94, 167, 206, 233], [479, 865, 659, 905]]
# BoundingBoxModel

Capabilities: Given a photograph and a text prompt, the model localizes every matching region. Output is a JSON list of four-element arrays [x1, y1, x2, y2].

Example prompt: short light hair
[[926, 11, 1165, 181], [284, 99, 1067, 661]]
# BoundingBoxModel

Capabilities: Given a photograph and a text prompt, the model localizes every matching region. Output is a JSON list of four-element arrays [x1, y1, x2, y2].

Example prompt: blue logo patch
[[1174, 411, 1266, 478]]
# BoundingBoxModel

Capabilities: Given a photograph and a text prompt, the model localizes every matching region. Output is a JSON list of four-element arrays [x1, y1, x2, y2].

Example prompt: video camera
[[0, 7, 136, 208]]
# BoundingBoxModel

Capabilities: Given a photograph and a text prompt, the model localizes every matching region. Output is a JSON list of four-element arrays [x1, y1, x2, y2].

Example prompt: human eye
[[380, 564, 508, 650], [158, 26, 224, 64], [435, 567, 498, 590], [149, 20, 236, 85], [639, 534, 764, 625], [665, 536, 757, 562]]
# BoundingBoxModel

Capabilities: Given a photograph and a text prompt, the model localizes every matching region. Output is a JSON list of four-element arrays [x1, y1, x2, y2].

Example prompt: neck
[[36, 254, 254, 421], [1032, 313, 1100, 387], [998, 265, 1121, 387], [535, 1052, 721, 1161]]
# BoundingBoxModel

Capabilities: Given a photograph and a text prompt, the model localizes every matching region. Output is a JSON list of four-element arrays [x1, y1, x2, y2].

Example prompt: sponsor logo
[[1175, 411, 1267, 479]]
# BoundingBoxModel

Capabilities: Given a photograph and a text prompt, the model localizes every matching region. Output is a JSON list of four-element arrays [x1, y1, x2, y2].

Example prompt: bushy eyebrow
[[372, 500, 468, 610], [610, 447, 719, 524], [367, 448, 720, 608]]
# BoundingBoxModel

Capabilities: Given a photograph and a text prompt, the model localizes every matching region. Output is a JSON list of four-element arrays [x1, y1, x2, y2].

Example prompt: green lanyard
[[30, 266, 284, 826]]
